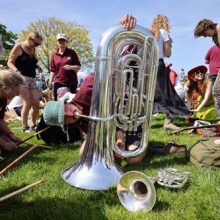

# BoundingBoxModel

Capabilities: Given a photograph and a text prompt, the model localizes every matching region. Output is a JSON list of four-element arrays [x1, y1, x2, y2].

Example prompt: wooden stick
[[171, 124, 220, 135], [0, 180, 43, 202], [0, 144, 38, 176], [24, 142, 55, 149], [16, 127, 49, 147]]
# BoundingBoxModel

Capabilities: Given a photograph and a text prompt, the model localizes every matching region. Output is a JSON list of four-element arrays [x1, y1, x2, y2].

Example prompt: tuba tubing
[[61, 25, 158, 190]]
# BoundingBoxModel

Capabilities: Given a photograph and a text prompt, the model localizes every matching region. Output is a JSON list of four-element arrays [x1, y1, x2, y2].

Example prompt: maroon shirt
[[50, 47, 81, 86], [71, 73, 94, 133], [205, 45, 220, 75]]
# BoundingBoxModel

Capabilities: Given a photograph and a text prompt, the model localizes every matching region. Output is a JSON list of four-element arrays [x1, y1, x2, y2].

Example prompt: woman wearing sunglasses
[[186, 65, 217, 120], [7, 31, 43, 132]]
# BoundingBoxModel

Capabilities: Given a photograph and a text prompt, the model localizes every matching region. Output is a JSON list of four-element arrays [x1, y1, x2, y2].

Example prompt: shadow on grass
[[153, 200, 170, 212], [0, 196, 108, 220], [0, 140, 82, 170], [0, 148, 57, 171], [122, 140, 189, 172]]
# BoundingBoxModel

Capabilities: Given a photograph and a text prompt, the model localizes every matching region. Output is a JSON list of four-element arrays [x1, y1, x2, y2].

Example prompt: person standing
[[205, 45, 220, 83], [205, 45, 220, 117], [194, 19, 220, 47], [7, 31, 43, 132], [120, 14, 190, 130], [194, 20, 220, 117], [151, 15, 190, 129], [49, 33, 81, 100]]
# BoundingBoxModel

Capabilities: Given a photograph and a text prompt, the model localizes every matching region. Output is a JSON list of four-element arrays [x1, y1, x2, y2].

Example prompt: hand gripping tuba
[[61, 25, 158, 190]]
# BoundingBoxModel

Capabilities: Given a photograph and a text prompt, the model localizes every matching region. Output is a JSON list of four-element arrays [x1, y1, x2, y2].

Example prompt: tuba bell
[[61, 24, 158, 190], [117, 171, 156, 212]]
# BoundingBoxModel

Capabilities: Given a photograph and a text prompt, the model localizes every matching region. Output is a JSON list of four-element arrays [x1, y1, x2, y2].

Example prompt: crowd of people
[[0, 14, 220, 165]]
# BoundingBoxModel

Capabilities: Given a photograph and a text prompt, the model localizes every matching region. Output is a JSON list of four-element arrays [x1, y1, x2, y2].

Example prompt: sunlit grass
[[0, 115, 219, 220]]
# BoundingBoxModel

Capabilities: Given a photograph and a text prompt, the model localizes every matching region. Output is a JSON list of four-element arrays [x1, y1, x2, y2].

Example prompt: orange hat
[[188, 65, 207, 79]]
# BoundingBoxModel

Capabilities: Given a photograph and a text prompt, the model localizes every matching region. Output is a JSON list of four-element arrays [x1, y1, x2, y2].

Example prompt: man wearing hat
[[49, 33, 81, 100]]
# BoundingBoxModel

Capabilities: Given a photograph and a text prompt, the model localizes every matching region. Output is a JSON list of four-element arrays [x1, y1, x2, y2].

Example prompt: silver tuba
[[61, 25, 158, 190]]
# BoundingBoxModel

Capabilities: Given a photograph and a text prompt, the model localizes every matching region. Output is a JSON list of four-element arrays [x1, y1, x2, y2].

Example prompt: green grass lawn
[[0, 115, 220, 220]]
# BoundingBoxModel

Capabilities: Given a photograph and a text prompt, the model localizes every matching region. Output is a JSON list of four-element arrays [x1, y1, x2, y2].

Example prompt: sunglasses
[[31, 38, 41, 47], [58, 39, 66, 42], [195, 71, 205, 75]]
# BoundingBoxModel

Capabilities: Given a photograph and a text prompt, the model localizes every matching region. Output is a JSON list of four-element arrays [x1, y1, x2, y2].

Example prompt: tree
[[0, 24, 17, 66], [19, 17, 94, 77]]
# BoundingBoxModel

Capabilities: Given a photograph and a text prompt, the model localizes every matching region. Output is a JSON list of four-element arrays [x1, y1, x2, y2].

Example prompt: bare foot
[[115, 139, 125, 159]]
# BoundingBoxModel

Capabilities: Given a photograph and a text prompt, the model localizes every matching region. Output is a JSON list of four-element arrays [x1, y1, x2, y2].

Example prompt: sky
[[0, 0, 219, 74]]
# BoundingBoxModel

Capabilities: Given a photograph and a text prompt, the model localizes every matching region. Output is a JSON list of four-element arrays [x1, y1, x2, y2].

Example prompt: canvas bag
[[190, 138, 220, 167]]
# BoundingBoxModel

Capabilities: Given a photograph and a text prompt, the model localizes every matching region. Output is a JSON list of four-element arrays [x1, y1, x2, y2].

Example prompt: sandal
[[30, 125, 37, 132], [151, 141, 187, 157], [22, 126, 30, 133]]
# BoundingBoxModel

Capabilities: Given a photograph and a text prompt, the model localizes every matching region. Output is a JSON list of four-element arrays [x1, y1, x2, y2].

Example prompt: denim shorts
[[21, 76, 38, 89]]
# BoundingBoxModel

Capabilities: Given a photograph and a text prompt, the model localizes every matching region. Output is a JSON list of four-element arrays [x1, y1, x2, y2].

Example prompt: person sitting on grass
[[0, 69, 24, 152], [43, 70, 187, 164], [43, 72, 147, 164], [186, 65, 217, 120]]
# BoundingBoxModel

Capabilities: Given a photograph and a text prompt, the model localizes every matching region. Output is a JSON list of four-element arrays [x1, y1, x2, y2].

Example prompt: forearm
[[0, 119, 12, 134], [197, 82, 212, 111], [163, 41, 172, 58], [196, 91, 211, 111], [7, 61, 18, 72], [49, 72, 55, 84], [72, 65, 80, 72]]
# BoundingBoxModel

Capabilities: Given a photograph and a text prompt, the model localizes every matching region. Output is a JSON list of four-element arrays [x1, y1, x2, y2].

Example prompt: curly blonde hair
[[151, 14, 171, 31]]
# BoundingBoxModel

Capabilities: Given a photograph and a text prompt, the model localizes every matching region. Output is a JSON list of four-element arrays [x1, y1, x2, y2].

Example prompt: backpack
[[190, 138, 220, 168]]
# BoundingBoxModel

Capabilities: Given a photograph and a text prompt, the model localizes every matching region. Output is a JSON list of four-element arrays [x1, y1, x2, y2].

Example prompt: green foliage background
[[19, 17, 94, 76], [0, 24, 17, 66]]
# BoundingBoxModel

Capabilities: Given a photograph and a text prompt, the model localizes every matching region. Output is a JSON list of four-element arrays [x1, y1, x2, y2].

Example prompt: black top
[[15, 47, 38, 78]]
